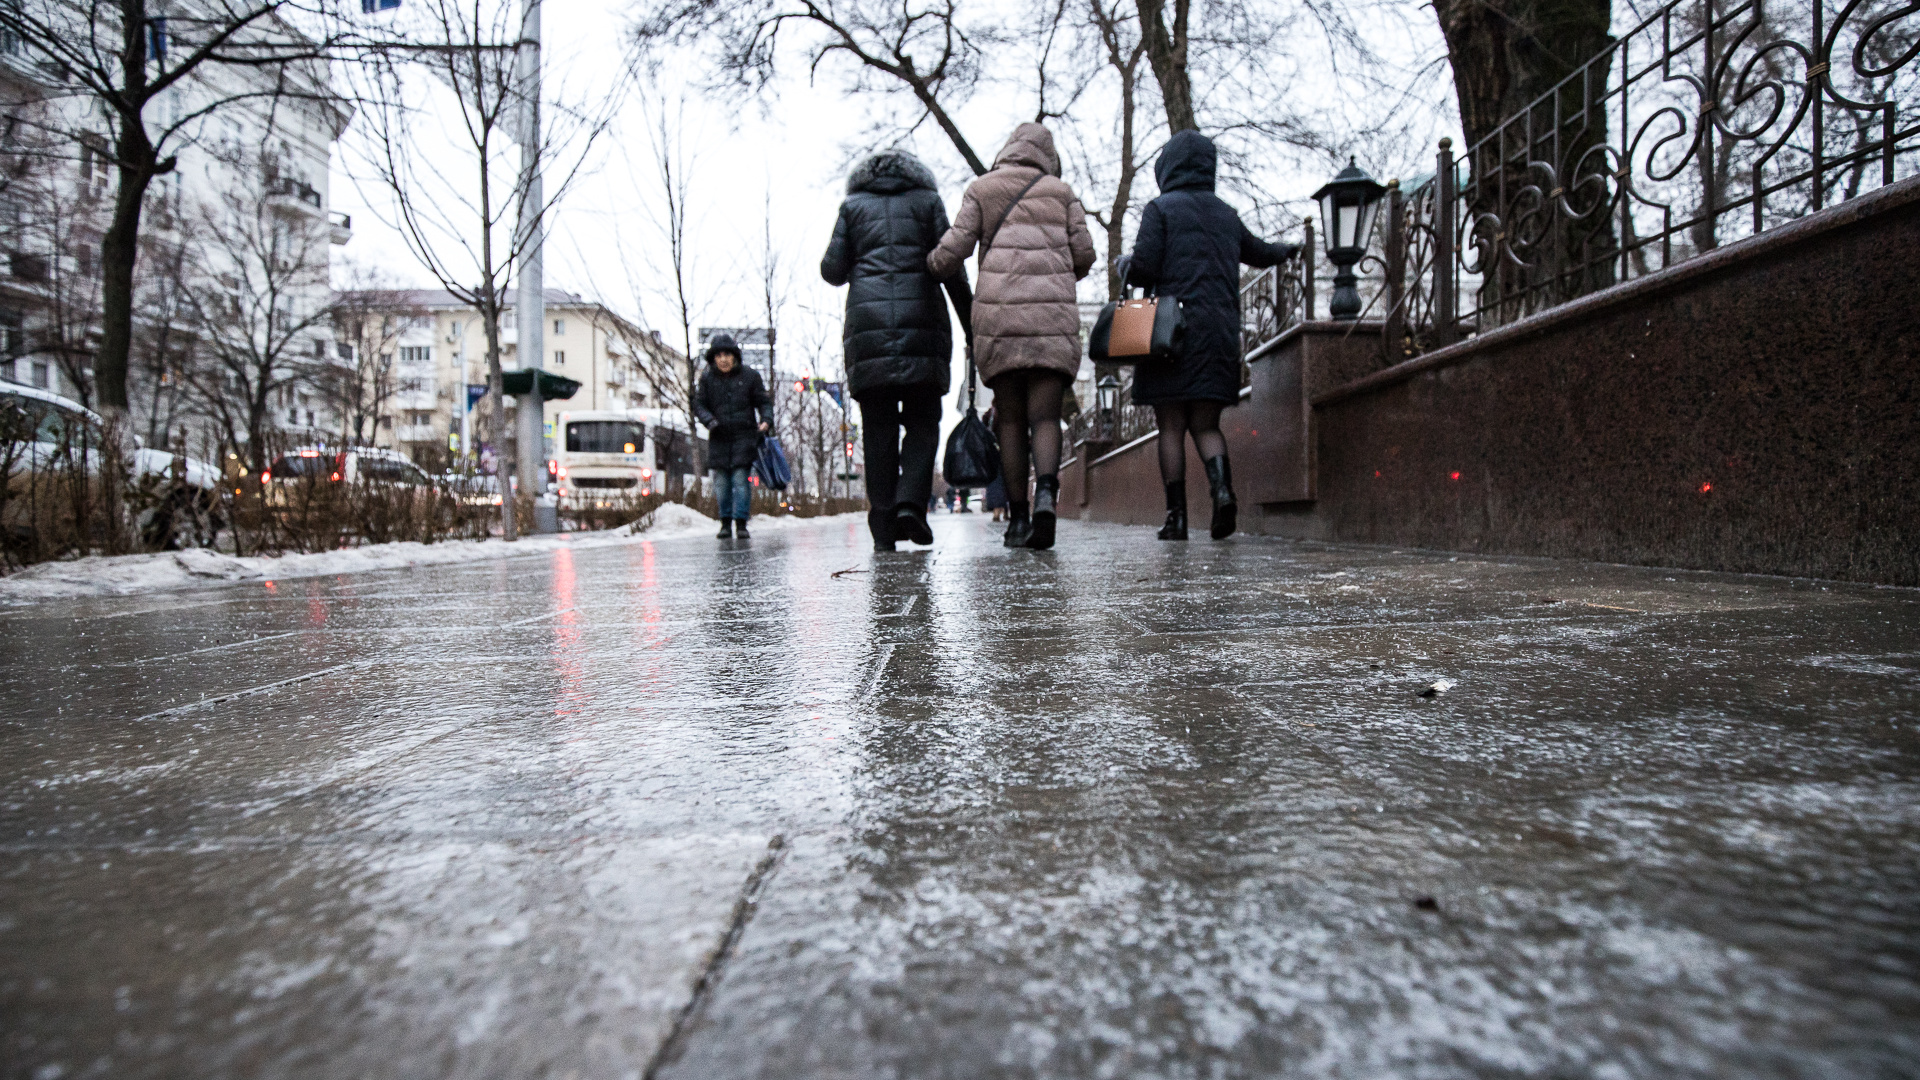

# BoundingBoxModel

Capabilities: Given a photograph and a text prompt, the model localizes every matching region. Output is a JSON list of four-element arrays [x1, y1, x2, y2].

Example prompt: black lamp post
[[1095, 374, 1119, 440], [1311, 157, 1387, 320]]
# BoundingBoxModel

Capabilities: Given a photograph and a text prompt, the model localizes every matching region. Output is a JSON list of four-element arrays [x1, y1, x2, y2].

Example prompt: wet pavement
[[3, 514, 1919, 1079]]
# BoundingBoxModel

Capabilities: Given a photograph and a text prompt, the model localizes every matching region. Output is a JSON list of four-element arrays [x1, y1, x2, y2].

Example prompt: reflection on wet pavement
[[3, 514, 1918, 1078]]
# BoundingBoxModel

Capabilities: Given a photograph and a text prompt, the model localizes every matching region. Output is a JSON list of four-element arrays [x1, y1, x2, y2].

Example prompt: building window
[[31, 360, 49, 388], [399, 345, 431, 366], [553, 318, 565, 335], [553, 350, 565, 365], [0, 309, 21, 357], [288, 407, 298, 424], [337, 342, 353, 362]]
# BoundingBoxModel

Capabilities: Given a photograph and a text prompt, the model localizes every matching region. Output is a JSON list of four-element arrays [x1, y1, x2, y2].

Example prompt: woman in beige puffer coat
[[929, 122, 1096, 550]]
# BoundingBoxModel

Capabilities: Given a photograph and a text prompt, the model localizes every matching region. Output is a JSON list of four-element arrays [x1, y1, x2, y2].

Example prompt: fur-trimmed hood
[[847, 151, 938, 195]]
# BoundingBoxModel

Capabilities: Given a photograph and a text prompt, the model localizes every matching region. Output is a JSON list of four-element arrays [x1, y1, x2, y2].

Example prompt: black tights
[[1153, 401, 1226, 484], [990, 370, 1066, 504]]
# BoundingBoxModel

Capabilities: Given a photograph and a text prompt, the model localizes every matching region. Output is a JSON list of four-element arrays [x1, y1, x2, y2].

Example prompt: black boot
[[1003, 501, 1032, 548], [1026, 474, 1058, 549], [1157, 481, 1188, 541], [894, 502, 934, 546], [716, 517, 733, 539], [1204, 455, 1237, 539], [734, 518, 751, 539]]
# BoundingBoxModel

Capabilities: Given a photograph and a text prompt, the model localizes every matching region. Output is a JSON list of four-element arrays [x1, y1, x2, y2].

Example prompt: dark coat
[[1125, 131, 1299, 406], [821, 151, 973, 400], [694, 336, 775, 470]]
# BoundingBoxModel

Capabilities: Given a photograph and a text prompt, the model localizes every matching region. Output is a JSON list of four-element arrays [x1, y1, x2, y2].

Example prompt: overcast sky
[[330, 0, 1462, 397]]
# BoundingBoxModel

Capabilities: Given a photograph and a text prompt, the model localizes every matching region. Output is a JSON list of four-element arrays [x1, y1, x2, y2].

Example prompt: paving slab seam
[[126, 660, 376, 722], [643, 834, 790, 1080]]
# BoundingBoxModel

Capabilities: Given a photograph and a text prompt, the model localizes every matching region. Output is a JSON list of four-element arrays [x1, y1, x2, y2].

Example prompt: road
[[3, 514, 1918, 1079]]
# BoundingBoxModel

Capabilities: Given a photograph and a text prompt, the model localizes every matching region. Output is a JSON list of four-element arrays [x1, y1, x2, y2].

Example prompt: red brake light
[[330, 471, 341, 482], [260, 470, 271, 482]]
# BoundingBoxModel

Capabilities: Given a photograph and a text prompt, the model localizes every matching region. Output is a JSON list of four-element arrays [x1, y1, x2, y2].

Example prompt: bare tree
[[327, 272, 423, 447], [179, 156, 335, 472], [629, 0, 996, 175], [640, 96, 705, 496], [0, 0, 356, 418], [344, 0, 624, 537]]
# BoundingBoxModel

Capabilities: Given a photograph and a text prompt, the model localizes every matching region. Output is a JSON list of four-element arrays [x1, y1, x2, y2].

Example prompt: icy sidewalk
[[0, 503, 859, 602]]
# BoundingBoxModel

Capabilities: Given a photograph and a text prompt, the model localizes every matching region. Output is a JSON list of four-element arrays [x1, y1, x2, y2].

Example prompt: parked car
[[261, 446, 433, 506], [2, 382, 223, 549], [2, 382, 220, 487]]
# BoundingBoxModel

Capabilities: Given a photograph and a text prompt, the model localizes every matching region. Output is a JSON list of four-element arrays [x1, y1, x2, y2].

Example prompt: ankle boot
[[1026, 475, 1058, 549], [716, 517, 733, 539], [734, 518, 751, 539], [1003, 501, 1032, 548], [1204, 455, 1237, 539], [894, 502, 934, 545], [1157, 481, 1188, 540]]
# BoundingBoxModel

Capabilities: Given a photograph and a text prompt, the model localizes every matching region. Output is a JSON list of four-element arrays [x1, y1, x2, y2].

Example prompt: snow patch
[[0, 507, 862, 603]]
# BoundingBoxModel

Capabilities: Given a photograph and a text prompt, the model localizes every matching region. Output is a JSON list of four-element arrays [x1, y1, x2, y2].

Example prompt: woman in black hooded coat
[[1126, 130, 1298, 540], [821, 149, 974, 551]]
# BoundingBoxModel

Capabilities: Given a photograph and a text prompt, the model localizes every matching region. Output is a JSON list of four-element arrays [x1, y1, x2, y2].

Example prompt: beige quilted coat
[[928, 123, 1096, 385]]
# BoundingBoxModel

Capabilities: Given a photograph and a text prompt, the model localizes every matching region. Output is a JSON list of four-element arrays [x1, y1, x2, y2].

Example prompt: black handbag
[[942, 346, 1000, 488], [1088, 289, 1183, 364], [1089, 255, 1184, 364]]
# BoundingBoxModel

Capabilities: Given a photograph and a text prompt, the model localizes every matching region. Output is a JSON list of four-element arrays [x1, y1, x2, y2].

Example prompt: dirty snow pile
[[0, 504, 860, 602]]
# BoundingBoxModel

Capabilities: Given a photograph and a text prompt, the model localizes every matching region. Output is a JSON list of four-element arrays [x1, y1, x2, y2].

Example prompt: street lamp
[[1096, 374, 1119, 440], [1311, 157, 1387, 320]]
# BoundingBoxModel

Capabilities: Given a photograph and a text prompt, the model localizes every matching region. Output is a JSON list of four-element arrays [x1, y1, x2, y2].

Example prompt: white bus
[[554, 409, 652, 506]]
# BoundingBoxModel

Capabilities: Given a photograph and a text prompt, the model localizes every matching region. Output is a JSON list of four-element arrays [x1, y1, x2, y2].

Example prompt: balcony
[[329, 211, 352, 246], [393, 390, 438, 411], [606, 367, 625, 387], [266, 176, 323, 219], [395, 424, 440, 444]]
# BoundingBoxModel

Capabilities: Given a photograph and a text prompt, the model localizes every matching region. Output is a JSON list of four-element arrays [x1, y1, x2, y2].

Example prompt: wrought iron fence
[[1384, 0, 1918, 356]]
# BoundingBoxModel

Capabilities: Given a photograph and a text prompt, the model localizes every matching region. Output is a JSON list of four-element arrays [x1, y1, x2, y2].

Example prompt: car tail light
[[330, 471, 341, 482], [260, 470, 270, 483]]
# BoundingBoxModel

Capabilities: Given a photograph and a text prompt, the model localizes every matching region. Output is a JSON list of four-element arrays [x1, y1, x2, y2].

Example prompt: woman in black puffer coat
[[821, 149, 973, 551], [1126, 130, 1299, 541], [694, 334, 774, 539]]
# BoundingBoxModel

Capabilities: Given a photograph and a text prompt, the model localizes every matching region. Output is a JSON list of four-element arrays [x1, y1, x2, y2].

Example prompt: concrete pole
[[513, 0, 550, 530]]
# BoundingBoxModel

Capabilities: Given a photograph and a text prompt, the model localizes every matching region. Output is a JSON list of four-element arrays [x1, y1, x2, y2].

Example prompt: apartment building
[[334, 288, 684, 463], [0, 6, 351, 459]]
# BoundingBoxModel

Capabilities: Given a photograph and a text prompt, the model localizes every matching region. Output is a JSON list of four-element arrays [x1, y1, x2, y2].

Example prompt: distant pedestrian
[[821, 149, 974, 552], [1126, 130, 1298, 540], [930, 122, 1095, 551], [984, 473, 1008, 521], [694, 334, 774, 540]]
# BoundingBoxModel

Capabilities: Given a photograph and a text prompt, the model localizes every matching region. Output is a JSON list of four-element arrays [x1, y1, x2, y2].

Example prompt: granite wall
[[1068, 175, 1920, 585]]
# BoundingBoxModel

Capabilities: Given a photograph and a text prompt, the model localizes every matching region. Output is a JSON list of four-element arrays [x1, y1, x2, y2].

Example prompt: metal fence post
[[1302, 219, 1316, 321], [1383, 179, 1404, 365], [1433, 138, 1457, 347]]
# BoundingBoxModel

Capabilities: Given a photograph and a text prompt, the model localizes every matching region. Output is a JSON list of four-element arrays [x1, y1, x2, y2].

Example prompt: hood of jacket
[[992, 122, 1061, 176], [1154, 130, 1217, 193], [847, 150, 937, 195], [704, 333, 741, 367]]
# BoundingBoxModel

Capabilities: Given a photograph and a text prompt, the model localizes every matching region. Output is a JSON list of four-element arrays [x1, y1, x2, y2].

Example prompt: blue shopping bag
[[753, 434, 793, 491]]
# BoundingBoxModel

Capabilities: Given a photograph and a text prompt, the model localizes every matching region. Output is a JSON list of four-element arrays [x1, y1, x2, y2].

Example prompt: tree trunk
[[97, 142, 158, 415], [1136, 0, 1195, 133], [1435, 0, 1612, 151], [482, 302, 515, 541], [1434, 0, 1615, 313]]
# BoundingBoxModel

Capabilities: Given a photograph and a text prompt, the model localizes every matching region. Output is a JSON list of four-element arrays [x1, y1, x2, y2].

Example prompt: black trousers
[[858, 386, 943, 543]]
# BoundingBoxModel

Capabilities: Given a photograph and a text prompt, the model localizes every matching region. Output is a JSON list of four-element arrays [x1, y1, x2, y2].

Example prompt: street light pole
[[513, 0, 550, 530]]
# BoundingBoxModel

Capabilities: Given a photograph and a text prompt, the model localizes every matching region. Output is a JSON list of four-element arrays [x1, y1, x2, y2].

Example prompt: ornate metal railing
[[1384, 0, 1918, 356]]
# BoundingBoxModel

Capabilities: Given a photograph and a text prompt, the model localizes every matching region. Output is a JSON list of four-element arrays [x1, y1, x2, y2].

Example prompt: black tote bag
[[942, 346, 1000, 488]]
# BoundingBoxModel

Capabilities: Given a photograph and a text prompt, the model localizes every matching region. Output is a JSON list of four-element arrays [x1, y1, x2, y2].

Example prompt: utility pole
[[514, 0, 551, 531]]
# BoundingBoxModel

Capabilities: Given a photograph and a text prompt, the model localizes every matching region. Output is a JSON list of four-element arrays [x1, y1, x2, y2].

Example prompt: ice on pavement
[[0, 502, 856, 602]]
